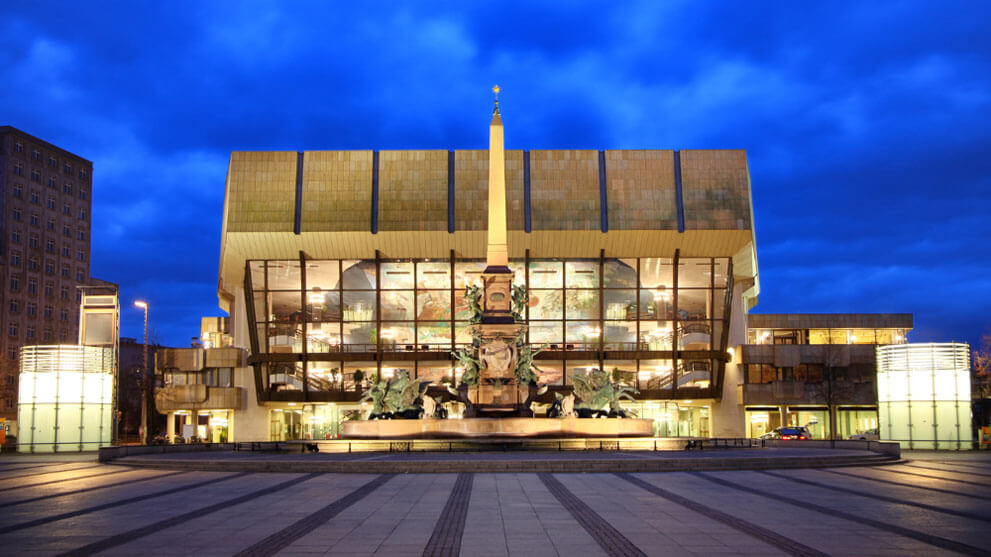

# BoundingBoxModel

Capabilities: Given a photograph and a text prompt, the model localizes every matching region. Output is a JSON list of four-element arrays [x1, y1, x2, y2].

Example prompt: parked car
[[848, 428, 879, 440], [760, 426, 811, 440]]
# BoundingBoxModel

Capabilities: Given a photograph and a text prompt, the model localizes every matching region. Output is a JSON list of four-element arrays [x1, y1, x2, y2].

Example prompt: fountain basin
[[341, 417, 654, 439]]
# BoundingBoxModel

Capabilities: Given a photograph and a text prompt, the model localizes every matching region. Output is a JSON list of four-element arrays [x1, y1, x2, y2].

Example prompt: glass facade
[[245, 256, 732, 399]]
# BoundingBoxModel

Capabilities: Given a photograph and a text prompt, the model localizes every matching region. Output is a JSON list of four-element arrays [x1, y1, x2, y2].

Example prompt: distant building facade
[[740, 313, 913, 439], [0, 126, 93, 429]]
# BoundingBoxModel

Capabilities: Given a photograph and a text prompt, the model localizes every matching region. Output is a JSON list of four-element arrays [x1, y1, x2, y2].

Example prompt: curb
[[112, 453, 898, 474]]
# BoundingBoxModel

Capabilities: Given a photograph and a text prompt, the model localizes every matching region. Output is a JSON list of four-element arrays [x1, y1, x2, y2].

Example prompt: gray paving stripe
[[0, 471, 251, 535], [0, 470, 188, 508], [617, 473, 827, 557], [0, 467, 132, 493], [821, 468, 987, 500], [232, 474, 393, 557], [538, 473, 646, 557], [0, 463, 101, 481], [693, 472, 991, 557], [55, 473, 320, 557], [905, 463, 991, 478], [422, 472, 474, 557], [873, 466, 991, 488], [759, 470, 991, 523], [0, 462, 70, 473]]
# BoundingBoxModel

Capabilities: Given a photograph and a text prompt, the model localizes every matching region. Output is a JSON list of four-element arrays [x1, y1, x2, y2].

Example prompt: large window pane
[[640, 258, 673, 288], [529, 289, 563, 320], [533, 360, 563, 386], [508, 261, 526, 287], [712, 289, 727, 319], [605, 360, 636, 386], [679, 359, 711, 388], [529, 261, 563, 289], [381, 261, 414, 289], [343, 362, 375, 392], [713, 258, 729, 288], [249, 261, 266, 290], [417, 323, 452, 346], [418, 361, 452, 385], [678, 289, 710, 320], [680, 321, 711, 350], [565, 290, 599, 320], [342, 292, 375, 321], [566, 321, 599, 346], [416, 291, 451, 321], [306, 260, 340, 290], [307, 291, 341, 322], [267, 322, 302, 354], [454, 261, 485, 289], [530, 322, 563, 345], [342, 322, 375, 349], [678, 258, 711, 288], [640, 289, 673, 320], [381, 290, 413, 320], [268, 261, 301, 290], [380, 323, 414, 348], [604, 290, 636, 320], [308, 362, 342, 392], [640, 359, 673, 390], [268, 362, 303, 391], [603, 258, 637, 288], [603, 321, 636, 349], [454, 290, 473, 320], [306, 323, 341, 353], [641, 321, 674, 350], [454, 322, 473, 345], [342, 260, 377, 289], [566, 260, 598, 288], [269, 291, 301, 322], [566, 360, 600, 386], [417, 261, 450, 289]]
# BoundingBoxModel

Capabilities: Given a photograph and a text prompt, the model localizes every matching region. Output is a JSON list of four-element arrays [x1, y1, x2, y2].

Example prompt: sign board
[[182, 424, 196, 441]]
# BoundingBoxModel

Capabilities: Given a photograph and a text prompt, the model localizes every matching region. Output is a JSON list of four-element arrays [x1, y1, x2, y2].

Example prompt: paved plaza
[[0, 450, 989, 556]]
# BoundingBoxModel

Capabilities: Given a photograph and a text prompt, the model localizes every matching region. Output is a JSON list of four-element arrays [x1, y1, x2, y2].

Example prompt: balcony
[[155, 385, 243, 412]]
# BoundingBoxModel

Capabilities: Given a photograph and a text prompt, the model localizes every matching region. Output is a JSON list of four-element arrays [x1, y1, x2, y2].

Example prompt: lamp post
[[134, 301, 149, 445]]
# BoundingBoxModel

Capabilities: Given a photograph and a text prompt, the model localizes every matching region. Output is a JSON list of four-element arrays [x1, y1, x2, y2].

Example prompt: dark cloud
[[2, 1, 988, 347]]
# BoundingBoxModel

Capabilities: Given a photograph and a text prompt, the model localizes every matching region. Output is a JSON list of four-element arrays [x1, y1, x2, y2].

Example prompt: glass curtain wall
[[247, 256, 731, 396]]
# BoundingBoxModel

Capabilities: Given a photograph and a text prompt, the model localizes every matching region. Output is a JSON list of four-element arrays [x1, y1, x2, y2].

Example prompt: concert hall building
[[154, 112, 911, 443]]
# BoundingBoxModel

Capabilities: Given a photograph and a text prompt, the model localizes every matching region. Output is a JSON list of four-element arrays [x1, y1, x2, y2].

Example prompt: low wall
[[98, 443, 234, 462], [763, 439, 900, 458], [341, 417, 655, 439]]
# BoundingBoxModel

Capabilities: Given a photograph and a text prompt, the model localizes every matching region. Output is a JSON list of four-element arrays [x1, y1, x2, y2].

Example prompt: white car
[[848, 428, 879, 440]]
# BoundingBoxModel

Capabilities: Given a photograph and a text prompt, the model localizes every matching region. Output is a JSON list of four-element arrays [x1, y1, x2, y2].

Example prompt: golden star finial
[[492, 85, 500, 114]]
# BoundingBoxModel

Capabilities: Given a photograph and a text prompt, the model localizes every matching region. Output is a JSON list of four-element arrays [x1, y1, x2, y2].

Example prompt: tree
[[973, 332, 991, 399]]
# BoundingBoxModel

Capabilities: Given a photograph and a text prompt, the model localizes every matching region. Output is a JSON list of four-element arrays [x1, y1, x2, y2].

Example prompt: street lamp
[[134, 301, 149, 445]]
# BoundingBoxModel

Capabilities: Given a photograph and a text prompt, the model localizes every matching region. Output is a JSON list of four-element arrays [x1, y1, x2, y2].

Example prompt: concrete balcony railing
[[155, 385, 243, 412], [739, 344, 877, 367], [743, 380, 876, 406]]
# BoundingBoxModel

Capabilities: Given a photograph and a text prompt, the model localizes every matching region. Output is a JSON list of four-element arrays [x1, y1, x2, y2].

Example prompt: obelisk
[[474, 86, 520, 411], [486, 86, 509, 269], [480, 85, 513, 323]]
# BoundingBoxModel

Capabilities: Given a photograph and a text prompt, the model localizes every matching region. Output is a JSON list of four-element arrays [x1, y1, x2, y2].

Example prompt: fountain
[[341, 88, 653, 439]]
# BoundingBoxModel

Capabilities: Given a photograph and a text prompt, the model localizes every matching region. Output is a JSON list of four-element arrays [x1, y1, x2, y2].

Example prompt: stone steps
[[115, 452, 900, 474]]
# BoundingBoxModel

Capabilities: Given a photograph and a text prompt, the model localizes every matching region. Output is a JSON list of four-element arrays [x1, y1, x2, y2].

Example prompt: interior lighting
[[308, 288, 324, 304]]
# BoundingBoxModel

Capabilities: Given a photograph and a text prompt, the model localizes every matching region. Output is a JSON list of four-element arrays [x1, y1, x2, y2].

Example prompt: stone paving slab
[[0, 452, 986, 556]]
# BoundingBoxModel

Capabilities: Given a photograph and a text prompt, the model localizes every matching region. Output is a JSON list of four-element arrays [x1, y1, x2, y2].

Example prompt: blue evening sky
[[2, 2, 988, 348]]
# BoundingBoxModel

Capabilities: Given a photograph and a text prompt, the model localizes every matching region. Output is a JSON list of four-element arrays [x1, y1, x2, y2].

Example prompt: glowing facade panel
[[877, 343, 971, 449], [17, 345, 114, 452]]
